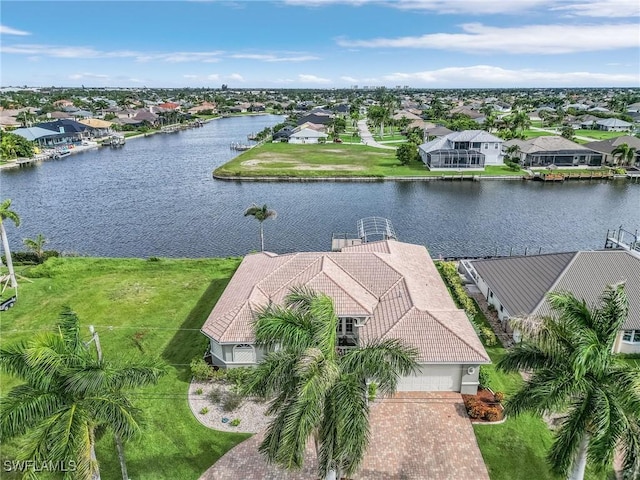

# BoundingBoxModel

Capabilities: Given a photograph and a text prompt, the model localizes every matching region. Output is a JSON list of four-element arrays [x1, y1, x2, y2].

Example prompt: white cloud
[[298, 74, 332, 83], [337, 23, 640, 54], [207, 74, 220, 80], [340, 76, 359, 83], [0, 25, 30, 36], [383, 65, 638, 86], [229, 53, 319, 62], [228, 73, 244, 82], [69, 72, 109, 80], [284, 0, 639, 16], [0, 44, 224, 62], [553, 0, 640, 17], [183, 74, 199, 79]]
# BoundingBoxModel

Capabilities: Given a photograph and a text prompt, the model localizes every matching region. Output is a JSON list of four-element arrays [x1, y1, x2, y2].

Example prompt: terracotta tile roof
[[202, 241, 489, 363]]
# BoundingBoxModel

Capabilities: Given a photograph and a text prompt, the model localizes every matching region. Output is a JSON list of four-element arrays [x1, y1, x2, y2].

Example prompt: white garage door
[[396, 365, 462, 392]]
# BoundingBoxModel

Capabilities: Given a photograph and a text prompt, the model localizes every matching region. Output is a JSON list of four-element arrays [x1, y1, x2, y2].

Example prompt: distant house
[[188, 102, 218, 115], [201, 240, 490, 394], [132, 109, 159, 125], [461, 250, 640, 354], [595, 118, 632, 132], [424, 126, 453, 141], [288, 127, 328, 144], [503, 136, 603, 167], [13, 126, 79, 148], [296, 112, 333, 126], [158, 102, 180, 110], [585, 135, 640, 165], [248, 103, 266, 112], [37, 119, 87, 137], [418, 130, 503, 171], [272, 126, 294, 142], [78, 118, 114, 139]]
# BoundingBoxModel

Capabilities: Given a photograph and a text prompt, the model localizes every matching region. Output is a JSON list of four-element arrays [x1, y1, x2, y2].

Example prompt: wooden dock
[[604, 227, 640, 252]]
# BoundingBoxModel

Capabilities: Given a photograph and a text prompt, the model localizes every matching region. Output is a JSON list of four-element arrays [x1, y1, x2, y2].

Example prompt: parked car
[[0, 295, 16, 311], [333, 138, 343, 143]]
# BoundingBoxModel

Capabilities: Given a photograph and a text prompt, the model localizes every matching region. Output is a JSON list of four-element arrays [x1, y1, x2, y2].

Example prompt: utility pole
[[88, 325, 102, 362]]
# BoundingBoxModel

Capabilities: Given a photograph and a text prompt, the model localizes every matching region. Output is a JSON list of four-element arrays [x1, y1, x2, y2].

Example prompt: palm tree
[[505, 144, 522, 164], [23, 233, 47, 263], [497, 284, 640, 480], [244, 204, 277, 252], [0, 309, 166, 480], [0, 199, 20, 292], [611, 143, 637, 167], [243, 287, 418, 480]]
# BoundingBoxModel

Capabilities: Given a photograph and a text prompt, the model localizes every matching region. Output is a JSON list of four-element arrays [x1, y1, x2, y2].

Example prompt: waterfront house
[[296, 112, 333, 126], [201, 240, 490, 394], [288, 127, 328, 144], [461, 250, 640, 354], [585, 135, 640, 165], [595, 118, 633, 132], [503, 136, 603, 167], [12, 126, 73, 148], [418, 130, 503, 171], [78, 118, 115, 139], [33, 119, 87, 144]]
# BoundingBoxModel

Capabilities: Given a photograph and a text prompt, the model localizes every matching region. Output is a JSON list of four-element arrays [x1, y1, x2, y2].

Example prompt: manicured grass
[[0, 256, 249, 480], [213, 143, 525, 178], [573, 130, 628, 140], [522, 130, 556, 139]]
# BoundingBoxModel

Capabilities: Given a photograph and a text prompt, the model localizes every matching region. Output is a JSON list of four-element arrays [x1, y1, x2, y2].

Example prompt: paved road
[[357, 119, 397, 149]]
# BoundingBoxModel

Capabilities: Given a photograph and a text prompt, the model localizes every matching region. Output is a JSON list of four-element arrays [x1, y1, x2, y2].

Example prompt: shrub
[[190, 357, 215, 381], [225, 367, 251, 390], [480, 326, 498, 347], [195, 388, 203, 395], [494, 391, 505, 403], [199, 407, 209, 415], [229, 418, 241, 427], [147, 256, 161, 262], [208, 387, 223, 404], [222, 391, 243, 412], [484, 407, 502, 422], [478, 366, 492, 390]]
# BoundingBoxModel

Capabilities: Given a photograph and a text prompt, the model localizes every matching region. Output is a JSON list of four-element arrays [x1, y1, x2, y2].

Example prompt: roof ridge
[[318, 258, 375, 314], [531, 251, 580, 313], [424, 309, 490, 362], [325, 254, 380, 299]]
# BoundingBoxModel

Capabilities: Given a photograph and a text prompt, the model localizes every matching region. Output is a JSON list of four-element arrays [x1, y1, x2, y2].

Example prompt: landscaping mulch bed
[[463, 388, 505, 423]]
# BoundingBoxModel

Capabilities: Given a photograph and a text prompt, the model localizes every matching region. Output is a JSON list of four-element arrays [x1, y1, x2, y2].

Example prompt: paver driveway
[[200, 392, 489, 480]]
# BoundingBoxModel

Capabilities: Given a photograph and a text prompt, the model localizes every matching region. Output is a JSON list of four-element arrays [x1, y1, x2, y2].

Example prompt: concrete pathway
[[357, 119, 397, 150]]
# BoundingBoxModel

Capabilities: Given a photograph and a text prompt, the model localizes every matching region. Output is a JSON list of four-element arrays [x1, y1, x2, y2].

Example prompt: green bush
[[190, 357, 215, 381], [4, 250, 60, 264], [480, 326, 498, 347], [225, 367, 251, 390], [199, 407, 209, 415], [367, 382, 378, 402], [222, 391, 243, 412], [195, 388, 203, 395], [478, 366, 492, 390], [208, 387, 223, 404], [229, 418, 241, 427]]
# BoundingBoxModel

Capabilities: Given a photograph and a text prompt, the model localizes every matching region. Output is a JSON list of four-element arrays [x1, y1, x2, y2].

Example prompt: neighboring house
[[424, 126, 453, 141], [272, 126, 294, 142], [201, 240, 490, 394], [449, 106, 483, 119], [503, 136, 603, 167], [462, 250, 640, 354], [133, 109, 159, 125], [418, 130, 503, 171], [158, 102, 180, 110], [12, 126, 77, 148], [297, 112, 333, 126], [77, 118, 114, 139], [585, 135, 640, 165], [288, 127, 328, 144], [595, 118, 633, 132], [36, 119, 88, 141], [188, 102, 218, 115]]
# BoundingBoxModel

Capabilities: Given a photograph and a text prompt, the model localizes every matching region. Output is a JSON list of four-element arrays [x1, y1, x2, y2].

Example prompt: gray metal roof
[[535, 251, 640, 330], [471, 252, 577, 316], [472, 250, 640, 330]]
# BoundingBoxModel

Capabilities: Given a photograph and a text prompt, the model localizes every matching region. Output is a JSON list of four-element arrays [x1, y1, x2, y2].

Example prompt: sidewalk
[[356, 119, 397, 150]]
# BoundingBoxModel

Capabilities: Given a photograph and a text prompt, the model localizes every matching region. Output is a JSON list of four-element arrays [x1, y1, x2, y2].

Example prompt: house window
[[233, 344, 255, 363], [622, 330, 640, 343], [494, 144, 499, 149], [337, 317, 355, 335]]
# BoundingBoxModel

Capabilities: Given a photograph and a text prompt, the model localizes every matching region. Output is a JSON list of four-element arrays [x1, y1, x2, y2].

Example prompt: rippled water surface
[[2, 115, 639, 258]]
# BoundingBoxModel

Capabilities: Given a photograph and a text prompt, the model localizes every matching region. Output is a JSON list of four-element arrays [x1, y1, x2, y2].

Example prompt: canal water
[[2, 115, 639, 259]]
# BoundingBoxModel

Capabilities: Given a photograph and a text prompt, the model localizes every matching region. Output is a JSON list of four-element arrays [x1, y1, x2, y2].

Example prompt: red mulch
[[462, 388, 504, 423]]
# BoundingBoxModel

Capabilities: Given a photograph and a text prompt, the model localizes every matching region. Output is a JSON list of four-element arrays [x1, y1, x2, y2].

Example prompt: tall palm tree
[[244, 204, 277, 252], [497, 284, 640, 480], [0, 199, 20, 292], [23, 233, 47, 263], [0, 309, 166, 480], [243, 287, 418, 480], [611, 143, 637, 167]]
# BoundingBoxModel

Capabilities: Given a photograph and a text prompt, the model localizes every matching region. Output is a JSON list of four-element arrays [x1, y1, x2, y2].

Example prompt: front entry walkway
[[200, 392, 489, 480]]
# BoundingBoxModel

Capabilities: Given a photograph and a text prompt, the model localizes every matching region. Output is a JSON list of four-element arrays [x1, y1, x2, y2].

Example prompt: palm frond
[[496, 343, 556, 373], [0, 198, 20, 226], [253, 305, 313, 349], [85, 395, 141, 440], [587, 386, 629, 474], [593, 283, 629, 346], [0, 385, 63, 439], [340, 339, 418, 396], [619, 417, 640, 479], [308, 294, 339, 359]]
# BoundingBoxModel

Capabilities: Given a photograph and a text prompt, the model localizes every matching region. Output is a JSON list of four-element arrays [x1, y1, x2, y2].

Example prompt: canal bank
[[2, 115, 639, 260]]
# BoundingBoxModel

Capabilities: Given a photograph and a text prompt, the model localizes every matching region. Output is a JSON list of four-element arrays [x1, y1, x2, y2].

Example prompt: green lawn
[[213, 143, 525, 178], [522, 129, 557, 139], [574, 130, 628, 140], [0, 257, 249, 480]]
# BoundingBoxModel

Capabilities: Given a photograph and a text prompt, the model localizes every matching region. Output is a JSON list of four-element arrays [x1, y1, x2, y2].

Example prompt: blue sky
[[1, 0, 639, 88]]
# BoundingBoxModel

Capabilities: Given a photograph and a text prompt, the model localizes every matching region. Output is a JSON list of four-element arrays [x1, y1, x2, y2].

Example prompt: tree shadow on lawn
[[162, 277, 232, 383]]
